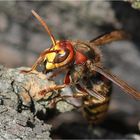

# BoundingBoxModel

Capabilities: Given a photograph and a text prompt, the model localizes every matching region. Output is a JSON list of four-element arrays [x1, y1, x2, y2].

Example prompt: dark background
[[0, 1, 140, 139]]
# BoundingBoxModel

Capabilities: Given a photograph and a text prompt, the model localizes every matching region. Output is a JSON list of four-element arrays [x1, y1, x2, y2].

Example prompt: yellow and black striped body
[[82, 73, 112, 124], [66, 61, 112, 124]]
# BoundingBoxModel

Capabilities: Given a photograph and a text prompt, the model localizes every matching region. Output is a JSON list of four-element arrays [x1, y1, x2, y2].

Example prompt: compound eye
[[54, 48, 70, 63]]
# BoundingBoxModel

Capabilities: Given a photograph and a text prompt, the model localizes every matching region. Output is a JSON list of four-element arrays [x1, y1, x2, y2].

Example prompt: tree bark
[[0, 65, 54, 139]]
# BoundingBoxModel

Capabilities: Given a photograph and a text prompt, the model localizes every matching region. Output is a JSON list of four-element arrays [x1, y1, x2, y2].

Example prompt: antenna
[[31, 10, 56, 46]]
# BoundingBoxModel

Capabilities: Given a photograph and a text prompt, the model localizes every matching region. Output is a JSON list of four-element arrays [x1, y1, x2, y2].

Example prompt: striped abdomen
[[82, 73, 112, 124]]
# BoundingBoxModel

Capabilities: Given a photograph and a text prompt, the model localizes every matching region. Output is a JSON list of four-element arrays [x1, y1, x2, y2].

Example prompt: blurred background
[[0, 0, 140, 139]]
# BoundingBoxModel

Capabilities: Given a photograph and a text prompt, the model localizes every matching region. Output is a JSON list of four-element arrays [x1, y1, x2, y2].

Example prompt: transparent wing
[[75, 83, 106, 102], [90, 30, 129, 46], [93, 65, 140, 100]]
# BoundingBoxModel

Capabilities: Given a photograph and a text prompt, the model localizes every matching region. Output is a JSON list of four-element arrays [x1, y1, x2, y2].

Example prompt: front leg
[[38, 84, 67, 98], [21, 49, 60, 73], [46, 92, 87, 108]]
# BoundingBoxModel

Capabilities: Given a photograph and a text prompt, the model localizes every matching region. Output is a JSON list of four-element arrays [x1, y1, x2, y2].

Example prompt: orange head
[[31, 10, 74, 70], [44, 40, 74, 70]]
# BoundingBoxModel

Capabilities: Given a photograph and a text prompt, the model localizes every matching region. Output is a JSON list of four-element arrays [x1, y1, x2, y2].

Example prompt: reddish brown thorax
[[75, 51, 88, 64]]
